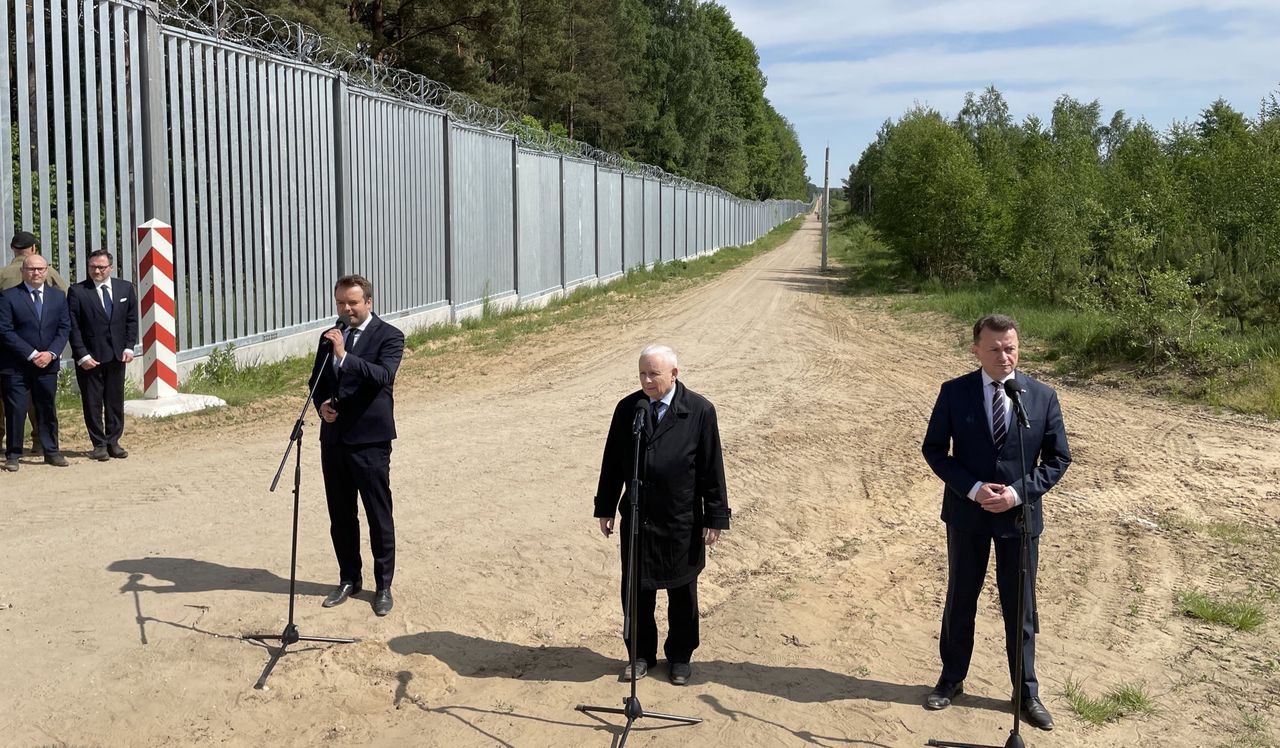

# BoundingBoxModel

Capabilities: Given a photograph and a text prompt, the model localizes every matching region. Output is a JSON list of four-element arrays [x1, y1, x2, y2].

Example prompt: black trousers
[[75, 359, 126, 448], [320, 441, 395, 590], [620, 576, 700, 666], [2, 371, 59, 456], [939, 525, 1040, 699]]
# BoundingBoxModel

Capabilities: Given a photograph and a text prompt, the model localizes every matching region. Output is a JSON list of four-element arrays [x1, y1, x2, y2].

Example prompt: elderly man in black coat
[[594, 343, 731, 686]]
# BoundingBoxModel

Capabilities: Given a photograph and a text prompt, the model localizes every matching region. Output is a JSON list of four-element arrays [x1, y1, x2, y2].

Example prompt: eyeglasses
[[89, 264, 112, 270], [23, 266, 48, 273]]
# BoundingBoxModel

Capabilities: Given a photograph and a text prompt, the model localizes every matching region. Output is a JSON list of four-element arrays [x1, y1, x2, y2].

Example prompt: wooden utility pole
[[821, 144, 830, 270]]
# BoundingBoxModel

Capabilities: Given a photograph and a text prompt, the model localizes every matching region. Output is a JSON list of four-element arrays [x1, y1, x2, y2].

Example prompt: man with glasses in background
[[0, 231, 67, 461], [0, 254, 72, 470], [68, 250, 139, 461]]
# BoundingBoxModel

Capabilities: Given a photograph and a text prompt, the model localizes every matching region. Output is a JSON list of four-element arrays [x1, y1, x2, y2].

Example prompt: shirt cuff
[[1010, 487, 1022, 507], [77, 355, 92, 365], [27, 350, 39, 362], [967, 481, 983, 501]]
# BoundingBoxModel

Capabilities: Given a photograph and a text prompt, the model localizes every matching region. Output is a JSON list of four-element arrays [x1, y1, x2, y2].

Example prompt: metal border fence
[[4, 0, 809, 364]]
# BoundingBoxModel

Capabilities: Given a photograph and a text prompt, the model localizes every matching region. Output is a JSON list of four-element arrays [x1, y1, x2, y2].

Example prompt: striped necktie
[[991, 381, 1007, 449]]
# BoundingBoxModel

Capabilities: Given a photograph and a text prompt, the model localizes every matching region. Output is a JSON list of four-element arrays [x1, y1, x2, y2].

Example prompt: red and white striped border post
[[138, 219, 179, 399]]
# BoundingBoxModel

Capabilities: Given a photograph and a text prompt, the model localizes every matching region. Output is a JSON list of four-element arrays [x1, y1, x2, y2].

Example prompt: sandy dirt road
[[3, 212, 1278, 747]]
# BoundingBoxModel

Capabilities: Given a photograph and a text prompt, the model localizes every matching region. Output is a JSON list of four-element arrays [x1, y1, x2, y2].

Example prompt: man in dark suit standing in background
[[921, 314, 1072, 731], [68, 250, 139, 461], [594, 344, 731, 686], [1, 230, 67, 459], [308, 275, 404, 617], [0, 254, 72, 470]]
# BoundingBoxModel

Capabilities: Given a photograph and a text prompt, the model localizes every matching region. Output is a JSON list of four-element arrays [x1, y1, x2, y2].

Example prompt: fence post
[[138, 219, 178, 399], [559, 155, 567, 291], [138, 0, 170, 223], [511, 138, 520, 298], [442, 114, 454, 319], [333, 75, 352, 276]]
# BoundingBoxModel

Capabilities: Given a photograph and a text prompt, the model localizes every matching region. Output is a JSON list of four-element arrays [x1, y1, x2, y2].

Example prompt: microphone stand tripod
[[576, 402, 702, 746], [929, 384, 1035, 748], [244, 334, 356, 689]]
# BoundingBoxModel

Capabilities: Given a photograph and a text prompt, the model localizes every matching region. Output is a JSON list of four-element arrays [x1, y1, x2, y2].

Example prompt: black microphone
[[1003, 378, 1029, 428], [633, 399, 649, 435], [322, 314, 350, 347]]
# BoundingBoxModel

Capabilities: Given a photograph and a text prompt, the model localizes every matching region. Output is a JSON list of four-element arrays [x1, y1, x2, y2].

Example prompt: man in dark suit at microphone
[[308, 275, 404, 616], [921, 314, 1071, 731]]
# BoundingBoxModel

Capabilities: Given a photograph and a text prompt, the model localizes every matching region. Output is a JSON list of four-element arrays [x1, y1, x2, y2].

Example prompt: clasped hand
[[976, 482, 1017, 512]]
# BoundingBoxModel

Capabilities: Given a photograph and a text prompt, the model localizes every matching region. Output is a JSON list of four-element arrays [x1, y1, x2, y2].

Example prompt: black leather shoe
[[372, 589, 393, 616], [90, 446, 110, 461], [925, 680, 963, 710], [44, 452, 69, 467], [669, 662, 691, 686], [1021, 697, 1054, 731], [322, 581, 360, 608], [107, 444, 129, 459], [619, 661, 649, 682]]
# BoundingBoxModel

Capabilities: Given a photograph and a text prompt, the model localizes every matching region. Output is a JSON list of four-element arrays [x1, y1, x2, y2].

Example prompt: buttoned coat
[[921, 369, 1072, 537], [594, 380, 731, 589]]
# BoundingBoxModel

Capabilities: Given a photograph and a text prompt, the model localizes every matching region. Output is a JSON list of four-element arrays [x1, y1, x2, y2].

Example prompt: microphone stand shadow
[[929, 380, 1036, 748], [127, 573, 242, 646], [244, 339, 356, 689], [575, 401, 702, 747]]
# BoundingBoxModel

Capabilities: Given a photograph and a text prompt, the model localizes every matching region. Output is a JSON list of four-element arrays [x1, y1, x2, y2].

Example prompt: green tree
[[870, 107, 990, 281]]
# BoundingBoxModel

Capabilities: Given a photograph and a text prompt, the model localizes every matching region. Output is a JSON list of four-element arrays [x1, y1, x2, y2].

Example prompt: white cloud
[[723, 0, 1279, 50], [713, 1, 1280, 181]]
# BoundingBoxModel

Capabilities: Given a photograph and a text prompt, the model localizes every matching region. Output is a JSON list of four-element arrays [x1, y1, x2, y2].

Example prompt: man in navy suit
[[68, 250, 139, 461], [308, 274, 404, 616], [0, 254, 72, 470], [921, 314, 1072, 731]]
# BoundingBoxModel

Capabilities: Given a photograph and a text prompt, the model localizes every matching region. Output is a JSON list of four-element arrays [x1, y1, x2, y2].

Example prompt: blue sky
[[715, 0, 1280, 185]]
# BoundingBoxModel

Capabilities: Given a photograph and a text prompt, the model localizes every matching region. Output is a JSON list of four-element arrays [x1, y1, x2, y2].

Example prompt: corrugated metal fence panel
[[623, 175, 645, 271], [697, 192, 708, 255], [1, 0, 147, 285], [165, 36, 338, 354], [562, 157, 596, 285], [348, 93, 446, 313], [598, 169, 624, 278], [642, 178, 659, 268], [451, 126, 515, 306], [670, 188, 680, 258], [659, 184, 674, 264], [516, 148, 562, 297]]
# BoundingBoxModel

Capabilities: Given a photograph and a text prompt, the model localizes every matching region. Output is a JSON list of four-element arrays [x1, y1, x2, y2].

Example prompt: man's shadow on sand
[[108, 557, 336, 645], [108, 557, 333, 597], [387, 630, 1009, 712]]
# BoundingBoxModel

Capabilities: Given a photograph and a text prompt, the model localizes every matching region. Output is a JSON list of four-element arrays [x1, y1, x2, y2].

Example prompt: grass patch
[[1227, 711, 1275, 748], [1176, 590, 1266, 631], [1063, 678, 1156, 725]]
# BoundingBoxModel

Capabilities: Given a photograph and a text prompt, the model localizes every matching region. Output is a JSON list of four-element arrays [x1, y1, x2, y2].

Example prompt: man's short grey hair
[[639, 344, 678, 368]]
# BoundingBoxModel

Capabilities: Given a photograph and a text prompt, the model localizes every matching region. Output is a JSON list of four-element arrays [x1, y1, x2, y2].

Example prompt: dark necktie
[[346, 328, 359, 352], [651, 400, 662, 430], [101, 284, 113, 317], [32, 288, 43, 321], [991, 381, 1007, 449]]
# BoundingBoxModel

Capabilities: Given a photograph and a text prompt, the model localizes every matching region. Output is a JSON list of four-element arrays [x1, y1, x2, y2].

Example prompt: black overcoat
[[594, 380, 731, 590]]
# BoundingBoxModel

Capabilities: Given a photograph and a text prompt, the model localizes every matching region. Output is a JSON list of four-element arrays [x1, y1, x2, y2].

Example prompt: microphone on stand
[[633, 399, 650, 435], [1003, 378, 1029, 428]]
